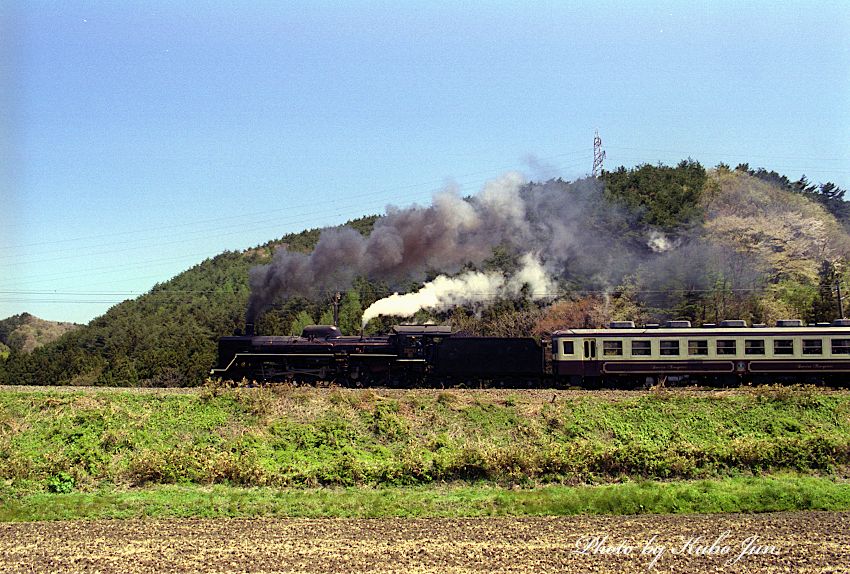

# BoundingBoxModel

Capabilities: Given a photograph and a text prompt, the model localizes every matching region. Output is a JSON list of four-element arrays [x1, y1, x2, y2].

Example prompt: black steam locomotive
[[211, 324, 542, 386], [212, 320, 850, 387]]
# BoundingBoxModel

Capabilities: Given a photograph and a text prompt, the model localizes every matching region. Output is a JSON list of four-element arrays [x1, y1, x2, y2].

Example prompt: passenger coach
[[551, 319, 850, 387]]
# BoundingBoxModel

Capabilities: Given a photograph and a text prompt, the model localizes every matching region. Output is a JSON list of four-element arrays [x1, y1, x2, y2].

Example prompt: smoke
[[647, 230, 679, 253], [246, 172, 654, 324], [361, 253, 557, 326], [361, 272, 504, 327], [247, 173, 531, 322], [522, 154, 559, 182], [246, 227, 367, 323]]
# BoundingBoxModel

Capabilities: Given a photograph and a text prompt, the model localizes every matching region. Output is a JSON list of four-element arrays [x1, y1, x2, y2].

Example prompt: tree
[[601, 159, 707, 230], [289, 310, 316, 336], [803, 182, 850, 224], [318, 308, 334, 326], [767, 280, 817, 323], [808, 260, 839, 323], [532, 296, 610, 337], [337, 291, 363, 335]]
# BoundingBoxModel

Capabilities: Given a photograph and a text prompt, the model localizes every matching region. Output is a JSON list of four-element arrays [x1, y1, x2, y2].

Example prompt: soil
[[1, 512, 848, 573]]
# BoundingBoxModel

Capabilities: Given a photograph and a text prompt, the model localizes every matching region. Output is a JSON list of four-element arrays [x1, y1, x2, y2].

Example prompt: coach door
[[583, 339, 597, 360]]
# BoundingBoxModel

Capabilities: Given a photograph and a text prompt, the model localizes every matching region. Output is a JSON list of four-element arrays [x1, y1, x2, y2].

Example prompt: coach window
[[631, 340, 651, 356], [745, 339, 765, 355], [561, 340, 575, 355], [832, 339, 850, 355], [774, 339, 794, 355], [803, 339, 823, 355], [660, 340, 679, 356], [717, 339, 737, 355], [688, 340, 708, 356], [603, 340, 623, 356]]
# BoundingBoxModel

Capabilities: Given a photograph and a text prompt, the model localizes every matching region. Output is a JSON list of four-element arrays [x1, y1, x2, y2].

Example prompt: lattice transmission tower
[[592, 129, 606, 178]]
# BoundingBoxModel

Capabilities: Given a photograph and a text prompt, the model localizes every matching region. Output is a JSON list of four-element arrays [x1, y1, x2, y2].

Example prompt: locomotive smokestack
[[245, 322, 255, 337]]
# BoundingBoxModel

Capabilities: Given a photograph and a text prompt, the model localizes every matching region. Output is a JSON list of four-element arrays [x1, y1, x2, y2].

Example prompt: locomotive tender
[[212, 319, 850, 387]]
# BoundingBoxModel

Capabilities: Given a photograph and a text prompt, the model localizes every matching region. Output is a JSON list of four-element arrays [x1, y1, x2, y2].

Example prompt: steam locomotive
[[212, 318, 850, 387], [212, 323, 542, 386]]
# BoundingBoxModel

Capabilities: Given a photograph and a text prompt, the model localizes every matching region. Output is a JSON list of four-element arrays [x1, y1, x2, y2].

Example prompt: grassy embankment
[[0, 385, 849, 520]]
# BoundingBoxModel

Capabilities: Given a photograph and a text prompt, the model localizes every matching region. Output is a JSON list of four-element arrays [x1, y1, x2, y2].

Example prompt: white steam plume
[[647, 230, 679, 253], [246, 169, 678, 327], [361, 253, 556, 326], [246, 172, 526, 323]]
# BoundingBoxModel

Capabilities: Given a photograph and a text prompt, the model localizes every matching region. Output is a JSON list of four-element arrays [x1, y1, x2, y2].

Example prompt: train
[[210, 319, 850, 387], [212, 324, 543, 387]]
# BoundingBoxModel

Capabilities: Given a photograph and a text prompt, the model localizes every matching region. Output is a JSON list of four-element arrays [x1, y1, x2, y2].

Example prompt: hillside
[[0, 216, 378, 387], [0, 162, 848, 387], [0, 313, 81, 355], [628, 168, 850, 325]]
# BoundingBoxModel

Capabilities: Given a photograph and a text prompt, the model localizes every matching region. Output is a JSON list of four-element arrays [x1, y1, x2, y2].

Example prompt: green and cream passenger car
[[551, 319, 850, 386]]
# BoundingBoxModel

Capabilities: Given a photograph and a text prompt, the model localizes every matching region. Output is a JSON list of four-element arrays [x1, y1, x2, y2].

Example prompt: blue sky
[[2, 1, 849, 323]]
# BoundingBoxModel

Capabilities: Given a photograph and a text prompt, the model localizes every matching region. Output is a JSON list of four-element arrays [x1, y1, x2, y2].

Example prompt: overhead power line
[[0, 149, 591, 254], [605, 146, 848, 163], [0, 285, 781, 295], [4, 148, 845, 266], [1, 167, 568, 266]]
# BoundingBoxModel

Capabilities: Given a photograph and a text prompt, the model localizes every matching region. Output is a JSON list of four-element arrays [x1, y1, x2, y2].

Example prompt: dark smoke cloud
[[246, 177, 518, 322], [246, 173, 720, 323], [633, 237, 764, 312], [519, 177, 648, 285]]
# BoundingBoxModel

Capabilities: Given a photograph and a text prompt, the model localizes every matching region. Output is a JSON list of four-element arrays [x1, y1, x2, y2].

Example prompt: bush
[[46, 472, 75, 494]]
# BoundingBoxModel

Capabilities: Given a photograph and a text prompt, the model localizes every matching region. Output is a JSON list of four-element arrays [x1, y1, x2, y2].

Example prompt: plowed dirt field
[[1, 511, 848, 573]]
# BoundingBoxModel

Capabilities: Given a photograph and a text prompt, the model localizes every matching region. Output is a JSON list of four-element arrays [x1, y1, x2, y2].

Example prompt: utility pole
[[332, 291, 341, 327], [592, 129, 606, 178], [836, 283, 845, 318]]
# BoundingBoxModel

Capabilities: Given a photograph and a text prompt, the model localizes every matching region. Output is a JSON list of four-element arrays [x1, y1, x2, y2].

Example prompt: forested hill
[[1, 162, 848, 387], [0, 216, 376, 387], [0, 314, 80, 358]]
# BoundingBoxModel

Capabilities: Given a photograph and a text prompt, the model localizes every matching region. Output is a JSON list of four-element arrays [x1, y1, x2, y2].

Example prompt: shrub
[[46, 472, 75, 494]]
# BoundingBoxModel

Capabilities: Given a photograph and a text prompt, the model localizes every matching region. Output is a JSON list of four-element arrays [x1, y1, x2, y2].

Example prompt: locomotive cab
[[392, 325, 452, 361]]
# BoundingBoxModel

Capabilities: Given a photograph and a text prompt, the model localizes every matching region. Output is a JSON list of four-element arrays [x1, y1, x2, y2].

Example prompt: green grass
[[0, 475, 848, 521], [1, 386, 849, 493]]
